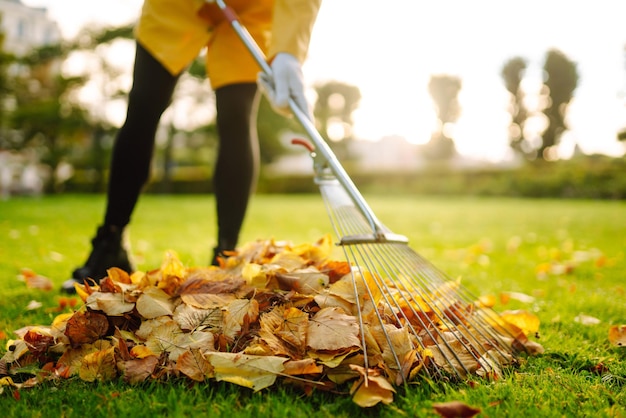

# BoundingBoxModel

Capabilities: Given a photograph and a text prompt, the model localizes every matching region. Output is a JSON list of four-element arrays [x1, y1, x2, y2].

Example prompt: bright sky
[[23, 0, 626, 161]]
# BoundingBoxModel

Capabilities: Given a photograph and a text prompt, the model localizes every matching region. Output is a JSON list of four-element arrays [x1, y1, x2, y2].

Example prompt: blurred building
[[0, 1, 61, 196], [0, 0, 61, 55]]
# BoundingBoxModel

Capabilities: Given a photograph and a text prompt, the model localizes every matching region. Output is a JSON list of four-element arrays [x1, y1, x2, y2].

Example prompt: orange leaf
[[433, 401, 481, 418], [608, 325, 626, 347]]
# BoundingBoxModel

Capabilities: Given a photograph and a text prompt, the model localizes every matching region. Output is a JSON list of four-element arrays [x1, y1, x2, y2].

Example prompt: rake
[[214, 0, 536, 384]]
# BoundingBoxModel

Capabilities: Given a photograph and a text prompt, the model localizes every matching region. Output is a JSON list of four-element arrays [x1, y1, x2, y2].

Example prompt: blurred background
[[1, 0, 625, 199]]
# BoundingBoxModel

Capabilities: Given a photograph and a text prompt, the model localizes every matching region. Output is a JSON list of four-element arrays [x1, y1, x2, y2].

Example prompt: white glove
[[258, 53, 310, 118]]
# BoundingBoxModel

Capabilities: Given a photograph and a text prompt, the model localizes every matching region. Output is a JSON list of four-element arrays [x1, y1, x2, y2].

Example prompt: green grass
[[1, 194, 625, 417]]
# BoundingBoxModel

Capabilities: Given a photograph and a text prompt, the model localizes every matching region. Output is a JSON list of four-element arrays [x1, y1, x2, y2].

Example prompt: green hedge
[[65, 155, 626, 199]]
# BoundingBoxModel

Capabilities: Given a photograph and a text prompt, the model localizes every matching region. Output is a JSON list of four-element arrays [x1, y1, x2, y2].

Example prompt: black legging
[[104, 42, 259, 250]]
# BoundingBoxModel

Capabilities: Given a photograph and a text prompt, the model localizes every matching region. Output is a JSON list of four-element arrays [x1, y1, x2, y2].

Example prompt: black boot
[[211, 238, 236, 267], [61, 225, 133, 293]]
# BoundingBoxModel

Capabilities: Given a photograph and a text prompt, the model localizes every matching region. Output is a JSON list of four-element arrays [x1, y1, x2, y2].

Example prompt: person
[[61, 0, 322, 293]]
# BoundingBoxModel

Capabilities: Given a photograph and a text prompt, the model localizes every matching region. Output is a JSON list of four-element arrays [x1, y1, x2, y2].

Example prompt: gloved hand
[[258, 53, 310, 119]]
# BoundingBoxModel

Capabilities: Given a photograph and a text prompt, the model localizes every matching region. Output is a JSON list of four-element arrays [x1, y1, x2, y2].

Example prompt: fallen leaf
[[121, 355, 159, 384], [79, 346, 117, 382], [608, 325, 626, 347], [86, 292, 135, 316], [20, 269, 53, 291], [136, 287, 174, 319], [64, 310, 109, 347], [349, 365, 395, 408], [25, 300, 42, 310], [175, 349, 213, 382], [307, 307, 361, 352], [205, 352, 286, 391], [500, 310, 540, 336], [574, 314, 601, 326], [433, 401, 481, 418]]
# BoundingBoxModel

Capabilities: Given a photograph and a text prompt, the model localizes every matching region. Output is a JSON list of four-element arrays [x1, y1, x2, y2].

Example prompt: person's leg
[[212, 83, 260, 263], [63, 42, 179, 292]]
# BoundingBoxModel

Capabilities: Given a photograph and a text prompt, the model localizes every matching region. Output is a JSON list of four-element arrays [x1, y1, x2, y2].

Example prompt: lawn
[[1, 194, 625, 417]]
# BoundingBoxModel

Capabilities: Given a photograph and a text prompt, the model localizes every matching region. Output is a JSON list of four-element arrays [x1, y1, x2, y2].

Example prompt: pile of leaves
[[0, 235, 543, 407]]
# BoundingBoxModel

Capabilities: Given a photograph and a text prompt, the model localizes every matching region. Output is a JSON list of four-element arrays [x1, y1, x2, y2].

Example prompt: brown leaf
[[121, 355, 159, 384], [23, 329, 55, 357], [433, 401, 481, 418], [64, 311, 109, 347], [175, 349, 213, 382]]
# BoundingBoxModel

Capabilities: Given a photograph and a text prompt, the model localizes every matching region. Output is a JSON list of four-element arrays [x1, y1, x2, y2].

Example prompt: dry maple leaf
[[432, 401, 481, 418]]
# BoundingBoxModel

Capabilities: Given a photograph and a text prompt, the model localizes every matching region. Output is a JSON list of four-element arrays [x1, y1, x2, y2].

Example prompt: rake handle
[[214, 0, 387, 238]]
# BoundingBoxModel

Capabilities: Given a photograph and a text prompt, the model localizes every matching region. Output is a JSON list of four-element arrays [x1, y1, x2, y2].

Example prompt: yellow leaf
[[349, 365, 395, 408], [79, 347, 117, 382], [130, 345, 156, 359], [608, 325, 626, 347], [241, 263, 268, 288], [500, 309, 540, 335], [205, 352, 286, 391]]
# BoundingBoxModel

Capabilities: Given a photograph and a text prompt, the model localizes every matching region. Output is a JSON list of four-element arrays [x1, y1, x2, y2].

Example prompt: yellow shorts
[[135, 0, 272, 89]]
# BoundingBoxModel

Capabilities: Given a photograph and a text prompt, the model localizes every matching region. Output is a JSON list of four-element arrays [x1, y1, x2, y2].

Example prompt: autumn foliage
[[1, 235, 543, 407]]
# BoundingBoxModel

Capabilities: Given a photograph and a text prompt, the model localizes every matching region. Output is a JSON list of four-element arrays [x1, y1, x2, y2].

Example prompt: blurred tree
[[0, 16, 16, 145], [9, 44, 89, 192], [539, 49, 578, 160], [501, 57, 529, 156], [313, 81, 361, 160], [424, 74, 461, 160]]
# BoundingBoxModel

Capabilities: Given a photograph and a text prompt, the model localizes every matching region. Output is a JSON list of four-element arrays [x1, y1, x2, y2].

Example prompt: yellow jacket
[[135, 0, 322, 89]]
